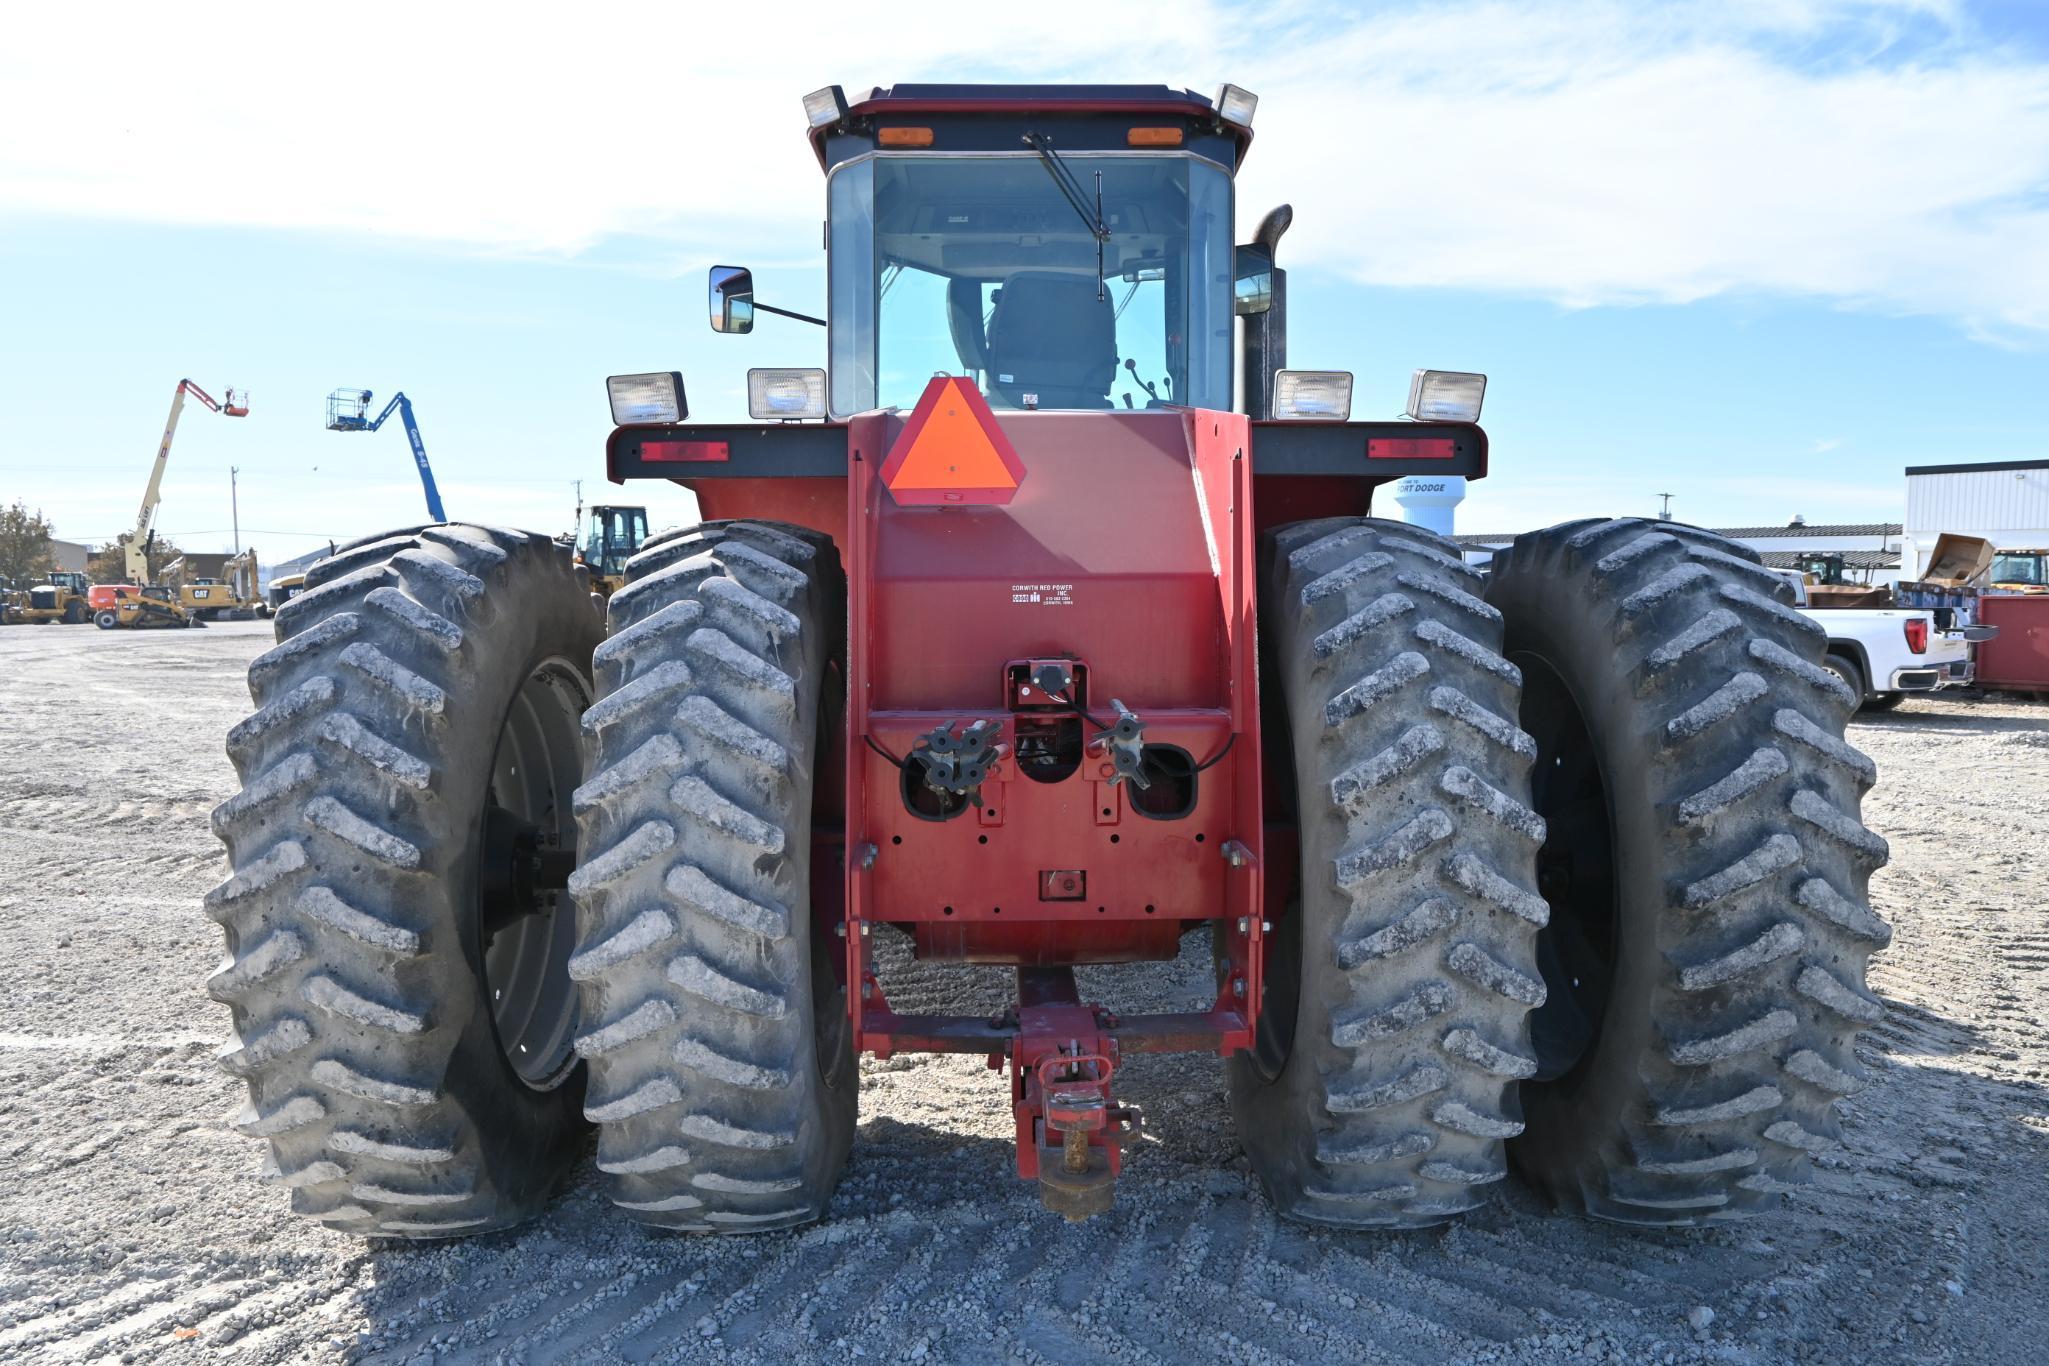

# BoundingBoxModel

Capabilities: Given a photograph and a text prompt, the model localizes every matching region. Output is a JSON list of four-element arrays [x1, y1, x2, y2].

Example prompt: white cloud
[[2, 1, 2045, 334]]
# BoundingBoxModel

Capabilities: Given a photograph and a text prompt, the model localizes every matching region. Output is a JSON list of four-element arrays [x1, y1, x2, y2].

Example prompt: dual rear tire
[[1239, 517, 1889, 1227], [209, 519, 854, 1237], [1232, 519, 1545, 1225], [566, 520, 856, 1230], [206, 525, 598, 1235]]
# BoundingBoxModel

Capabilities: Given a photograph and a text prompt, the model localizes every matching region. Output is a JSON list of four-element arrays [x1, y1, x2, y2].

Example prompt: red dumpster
[[1977, 595, 2049, 694]]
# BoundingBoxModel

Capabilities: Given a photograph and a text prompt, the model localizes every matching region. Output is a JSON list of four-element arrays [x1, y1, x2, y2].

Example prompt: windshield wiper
[[1023, 130, 1109, 299]]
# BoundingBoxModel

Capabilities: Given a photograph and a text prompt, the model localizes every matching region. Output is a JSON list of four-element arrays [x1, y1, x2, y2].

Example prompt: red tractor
[[209, 83, 1888, 1238]]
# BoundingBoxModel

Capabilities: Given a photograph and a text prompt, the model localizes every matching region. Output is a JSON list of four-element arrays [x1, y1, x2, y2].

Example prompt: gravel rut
[[1, 620, 2045, 1363]]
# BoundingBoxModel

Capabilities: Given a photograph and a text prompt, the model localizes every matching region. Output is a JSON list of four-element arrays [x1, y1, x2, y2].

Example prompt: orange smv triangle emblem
[[879, 376, 1027, 506]]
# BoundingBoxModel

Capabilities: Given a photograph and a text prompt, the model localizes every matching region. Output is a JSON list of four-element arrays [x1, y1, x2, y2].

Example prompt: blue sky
[[2, 0, 2046, 569]]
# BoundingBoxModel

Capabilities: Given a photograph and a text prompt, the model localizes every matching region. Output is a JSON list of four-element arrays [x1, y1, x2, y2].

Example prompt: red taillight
[[642, 440, 729, 463], [1904, 618, 1929, 654], [1367, 437, 1456, 460]]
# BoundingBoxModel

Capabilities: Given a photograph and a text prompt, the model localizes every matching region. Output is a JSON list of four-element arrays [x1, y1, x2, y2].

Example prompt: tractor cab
[[1794, 552, 1850, 586], [1988, 548, 2048, 593], [579, 504, 649, 584], [704, 84, 1287, 420]]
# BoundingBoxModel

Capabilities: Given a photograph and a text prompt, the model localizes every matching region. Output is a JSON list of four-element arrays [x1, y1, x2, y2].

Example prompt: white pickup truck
[[1774, 570, 1987, 711]]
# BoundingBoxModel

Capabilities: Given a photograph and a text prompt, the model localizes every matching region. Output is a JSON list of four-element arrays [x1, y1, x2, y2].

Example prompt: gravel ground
[[1, 618, 2046, 1363]]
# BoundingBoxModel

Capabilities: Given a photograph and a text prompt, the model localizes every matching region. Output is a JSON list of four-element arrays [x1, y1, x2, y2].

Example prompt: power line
[[0, 465, 582, 485], [64, 527, 341, 541]]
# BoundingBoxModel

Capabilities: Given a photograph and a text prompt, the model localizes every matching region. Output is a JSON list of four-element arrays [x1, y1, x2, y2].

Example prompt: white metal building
[[1903, 458, 2049, 578], [261, 544, 338, 593], [1455, 520, 1904, 577]]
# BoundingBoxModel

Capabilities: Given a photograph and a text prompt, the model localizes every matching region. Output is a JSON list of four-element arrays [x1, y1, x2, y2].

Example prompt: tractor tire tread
[[572, 520, 855, 1231], [207, 524, 596, 1238], [1232, 517, 1544, 1228], [1487, 517, 1888, 1225]]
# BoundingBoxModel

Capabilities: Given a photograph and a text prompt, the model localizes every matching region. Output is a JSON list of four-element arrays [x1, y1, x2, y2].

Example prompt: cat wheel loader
[[573, 503, 651, 599], [208, 82, 1888, 1240], [15, 572, 93, 625]]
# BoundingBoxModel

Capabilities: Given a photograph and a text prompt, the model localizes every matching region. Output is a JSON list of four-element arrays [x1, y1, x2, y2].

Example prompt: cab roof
[[808, 83, 1253, 173]]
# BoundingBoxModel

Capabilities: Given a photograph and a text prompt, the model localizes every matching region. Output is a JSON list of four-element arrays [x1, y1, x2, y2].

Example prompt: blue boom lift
[[325, 387, 447, 521]]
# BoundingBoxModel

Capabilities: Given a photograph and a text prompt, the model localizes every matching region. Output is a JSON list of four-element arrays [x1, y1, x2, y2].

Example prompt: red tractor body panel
[[841, 401, 1266, 1055], [607, 384, 1488, 1202], [609, 409, 1488, 995]]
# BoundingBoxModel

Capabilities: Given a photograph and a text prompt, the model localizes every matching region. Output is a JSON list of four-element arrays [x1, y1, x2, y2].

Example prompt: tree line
[[0, 500, 184, 587]]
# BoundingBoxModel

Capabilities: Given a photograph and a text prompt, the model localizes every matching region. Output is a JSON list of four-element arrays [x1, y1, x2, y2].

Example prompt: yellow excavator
[[162, 550, 265, 620]]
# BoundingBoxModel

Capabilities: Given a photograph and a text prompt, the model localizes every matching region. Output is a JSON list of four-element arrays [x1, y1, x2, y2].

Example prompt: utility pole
[[573, 479, 583, 537], [231, 466, 241, 555], [1658, 492, 1674, 520]]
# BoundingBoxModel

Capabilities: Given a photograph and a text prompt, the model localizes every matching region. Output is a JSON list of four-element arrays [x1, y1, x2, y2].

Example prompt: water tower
[[1391, 475, 1467, 536]]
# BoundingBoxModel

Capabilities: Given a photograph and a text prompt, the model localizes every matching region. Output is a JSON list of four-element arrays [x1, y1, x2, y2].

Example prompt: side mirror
[[710, 265, 755, 334], [1233, 246, 1273, 316]]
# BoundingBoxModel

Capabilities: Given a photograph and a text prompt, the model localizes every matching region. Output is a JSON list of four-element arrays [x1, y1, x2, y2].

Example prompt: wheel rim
[[476, 656, 590, 1091], [1515, 651, 1621, 1083]]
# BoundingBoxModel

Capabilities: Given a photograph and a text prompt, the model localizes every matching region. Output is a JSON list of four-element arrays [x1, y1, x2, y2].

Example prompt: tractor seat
[[984, 272, 1117, 410]]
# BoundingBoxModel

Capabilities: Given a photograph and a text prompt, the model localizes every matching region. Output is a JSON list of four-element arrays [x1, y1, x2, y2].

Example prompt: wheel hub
[[475, 658, 590, 1091], [479, 805, 574, 941]]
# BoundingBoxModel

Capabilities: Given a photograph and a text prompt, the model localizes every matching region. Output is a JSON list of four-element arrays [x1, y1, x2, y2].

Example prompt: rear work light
[[803, 85, 848, 129], [1272, 370, 1353, 421], [1214, 84, 1258, 127], [748, 368, 828, 420], [1904, 618, 1929, 654], [607, 372, 687, 425], [1405, 369, 1487, 423]]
